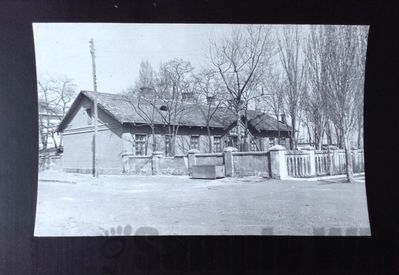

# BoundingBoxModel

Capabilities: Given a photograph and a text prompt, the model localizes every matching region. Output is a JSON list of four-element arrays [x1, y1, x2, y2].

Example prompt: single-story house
[[57, 91, 291, 174]]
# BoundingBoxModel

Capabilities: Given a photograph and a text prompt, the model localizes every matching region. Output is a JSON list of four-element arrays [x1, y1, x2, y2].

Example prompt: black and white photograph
[[34, 23, 370, 236]]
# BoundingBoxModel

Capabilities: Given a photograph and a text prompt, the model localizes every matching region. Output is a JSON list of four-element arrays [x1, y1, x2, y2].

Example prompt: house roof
[[58, 90, 291, 132]]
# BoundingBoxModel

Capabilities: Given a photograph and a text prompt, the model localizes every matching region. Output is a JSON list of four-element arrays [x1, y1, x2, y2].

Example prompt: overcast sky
[[32, 23, 323, 94], [33, 23, 244, 94]]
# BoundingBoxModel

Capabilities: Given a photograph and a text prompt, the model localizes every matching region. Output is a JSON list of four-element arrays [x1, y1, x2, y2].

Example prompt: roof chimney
[[182, 92, 194, 102], [140, 86, 153, 94]]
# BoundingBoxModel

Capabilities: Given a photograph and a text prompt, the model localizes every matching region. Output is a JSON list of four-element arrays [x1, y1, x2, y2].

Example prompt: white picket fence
[[286, 149, 364, 178], [285, 150, 311, 177]]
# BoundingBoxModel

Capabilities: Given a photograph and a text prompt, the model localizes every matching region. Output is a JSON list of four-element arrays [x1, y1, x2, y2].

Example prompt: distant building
[[38, 111, 62, 150], [57, 91, 291, 174]]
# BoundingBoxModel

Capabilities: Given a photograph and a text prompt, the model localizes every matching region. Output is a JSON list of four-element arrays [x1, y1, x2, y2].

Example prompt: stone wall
[[123, 155, 152, 175], [92, 148, 274, 178], [158, 155, 189, 175], [187, 148, 271, 178], [232, 151, 270, 177], [194, 153, 224, 166]]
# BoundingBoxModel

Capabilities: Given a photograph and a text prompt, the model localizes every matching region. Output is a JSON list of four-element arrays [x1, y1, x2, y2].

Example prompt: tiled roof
[[59, 90, 291, 132]]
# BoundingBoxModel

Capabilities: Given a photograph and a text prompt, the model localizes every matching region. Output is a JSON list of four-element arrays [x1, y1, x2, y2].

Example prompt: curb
[[39, 179, 77, 184], [286, 173, 365, 182]]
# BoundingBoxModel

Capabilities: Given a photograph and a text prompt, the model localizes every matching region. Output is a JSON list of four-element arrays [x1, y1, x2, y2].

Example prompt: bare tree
[[260, 69, 286, 144], [356, 27, 368, 149], [323, 25, 368, 182], [192, 69, 225, 153], [38, 80, 54, 150], [303, 25, 330, 149], [38, 76, 77, 150], [209, 25, 275, 151], [124, 59, 195, 156], [156, 59, 194, 156], [124, 61, 159, 152], [278, 25, 307, 149]]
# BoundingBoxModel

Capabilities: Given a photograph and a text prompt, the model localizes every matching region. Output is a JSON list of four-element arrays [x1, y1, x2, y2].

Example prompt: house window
[[86, 108, 92, 125], [214, 136, 221, 152], [190, 135, 200, 150], [135, 134, 146, 156], [228, 135, 238, 148], [269, 137, 275, 147], [182, 92, 194, 101]]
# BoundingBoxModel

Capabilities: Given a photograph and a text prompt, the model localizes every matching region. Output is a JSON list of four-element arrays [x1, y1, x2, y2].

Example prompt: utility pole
[[89, 39, 99, 178]]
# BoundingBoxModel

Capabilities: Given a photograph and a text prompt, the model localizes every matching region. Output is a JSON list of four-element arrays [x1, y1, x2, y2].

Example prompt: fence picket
[[286, 149, 364, 178]]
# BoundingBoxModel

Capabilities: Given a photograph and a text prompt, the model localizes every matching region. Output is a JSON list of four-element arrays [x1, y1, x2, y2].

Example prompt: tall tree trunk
[[236, 107, 242, 151], [207, 125, 212, 153], [167, 125, 173, 156], [357, 117, 362, 149], [39, 127, 47, 150], [340, 127, 344, 149], [334, 124, 342, 148], [51, 132, 58, 149], [45, 114, 50, 149], [326, 123, 332, 145], [290, 117, 296, 149], [318, 131, 323, 150], [170, 135, 176, 156], [327, 141, 332, 175], [151, 125, 157, 152], [313, 126, 317, 148], [59, 133, 63, 149], [243, 113, 250, 152], [343, 132, 355, 183], [276, 114, 281, 145]]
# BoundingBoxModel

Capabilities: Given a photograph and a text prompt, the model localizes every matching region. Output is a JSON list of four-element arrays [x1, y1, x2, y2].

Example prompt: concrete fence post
[[223, 146, 238, 177], [269, 145, 288, 179], [122, 154, 129, 174], [302, 146, 316, 176], [152, 151, 163, 175], [187, 149, 200, 176]]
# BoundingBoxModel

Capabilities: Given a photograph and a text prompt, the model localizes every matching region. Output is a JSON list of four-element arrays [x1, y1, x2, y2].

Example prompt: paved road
[[35, 172, 370, 236]]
